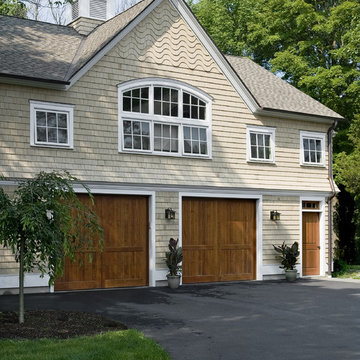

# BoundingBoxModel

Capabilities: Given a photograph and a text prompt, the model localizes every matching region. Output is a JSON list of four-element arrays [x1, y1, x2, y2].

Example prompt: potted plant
[[165, 238, 183, 289], [273, 241, 300, 281]]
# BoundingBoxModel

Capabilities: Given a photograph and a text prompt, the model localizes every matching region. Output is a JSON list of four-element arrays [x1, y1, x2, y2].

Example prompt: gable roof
[[0, 0, 343, 122]]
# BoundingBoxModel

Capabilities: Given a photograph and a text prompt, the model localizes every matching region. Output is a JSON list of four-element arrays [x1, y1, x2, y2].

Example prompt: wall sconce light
[[165, 208, 176, 220], [270, 210, 281, 221]]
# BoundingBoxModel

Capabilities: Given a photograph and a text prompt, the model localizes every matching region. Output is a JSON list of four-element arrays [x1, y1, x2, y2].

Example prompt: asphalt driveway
[[1, 279, 360, 360]]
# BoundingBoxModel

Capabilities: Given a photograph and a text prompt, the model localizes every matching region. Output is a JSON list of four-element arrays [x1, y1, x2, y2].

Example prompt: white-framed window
[[118, 78, 212, 158], [300, 131, 325, 166], [30, 101, 74, 149], [246, 125, 276, 163]]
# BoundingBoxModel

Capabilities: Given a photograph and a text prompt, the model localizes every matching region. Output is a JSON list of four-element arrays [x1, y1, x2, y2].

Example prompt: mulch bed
[[0, 310, 128, 340]]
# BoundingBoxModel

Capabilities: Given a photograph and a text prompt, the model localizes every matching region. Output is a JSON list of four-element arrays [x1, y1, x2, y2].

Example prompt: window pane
[[200, 142, 207, 155], [48, 127, 57, 142], [250, 133, 257, 146], [183, 105, 190, 118], [123, 121, 132, 134], [171, 139, 178, 152], [58, 113, 67, 128], [303, 138, 309, 150], [310, 151, 316, 162], [310, 139, 315, 151], [141, 99, 149, 114], [192, 141, 199, 154], [251, 146, 257, 159], [200, 128, 206, 141], [199, 100, 206, 107], [171, 126, 178, 139], [154, 101, 161, 115], [154, 87, 161, 100], [199, 106, 205, 120], [142, 122, 150, 136], [36, 111, 46, 126], [191, 105, 198, 119], [163, 102, 170, 116], [163, 125, 170, 138], [171, 104, 178, 117], [37, 127, 46, 142], [258, 146, 264, 159], [124, 135, 132, 149], [163, 138, 170, 152], [184, 127, 191, 139], [264, 135, 270, 147], [58, 129, 68, 144], [184, 139, 191, 153], [192, 127, 199, 140], [133, 121, 141, 135], [183, 92, 190, 104], [316, 152, 322, 163], [141, 87, 149, 99], [142, 136, 150, 150], [123, 90, 131, 97], [163, 88, 170, 101], [133, 136, 141, 149], [154, 138, 161, 151], [258, 134, 264, 146], [132, 88, 140, 98], [132, 98, 140, 112], [265, 147, 271, 159], [171, 89, 178, 102], [316, 140, 322, 151], [304, 150, 310, 162], [191, 96, 198, 105], [47, 112, 56, 127], [123, 97, 131, 111], [154, 123, 161, 137]]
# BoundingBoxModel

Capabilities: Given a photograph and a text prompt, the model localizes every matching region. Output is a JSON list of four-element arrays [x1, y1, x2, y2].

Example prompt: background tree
[[189, 0, 360, 264], [0, 0, 27, 17], [0, 171, 103, 324]]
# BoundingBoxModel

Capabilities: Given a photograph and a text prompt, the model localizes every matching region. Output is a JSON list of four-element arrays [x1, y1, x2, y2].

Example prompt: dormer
[[67, 0, 115, 35]]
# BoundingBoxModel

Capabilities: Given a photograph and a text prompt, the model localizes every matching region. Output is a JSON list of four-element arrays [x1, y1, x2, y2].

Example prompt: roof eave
[[0, 73, 69, 90], [255, 107, 344, 124]]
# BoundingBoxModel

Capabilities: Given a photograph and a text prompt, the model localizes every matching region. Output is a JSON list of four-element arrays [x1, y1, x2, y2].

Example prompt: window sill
[[300, 163, 326, 168], [30, 144, 74, 150], [119, 149, 212, 159], [247, 159, 276, 165]]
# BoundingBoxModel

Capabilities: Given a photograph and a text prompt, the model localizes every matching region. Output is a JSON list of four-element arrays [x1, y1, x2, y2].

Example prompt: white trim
[[300, 196, 326, 277], [246, 125, 276, 163], [30, 100, 74, 149], [300, 131, 326, 167], [0, 273, 50, 289], [118, 78, 212, 158], [179, 192, 263, 281], [73, 185, 157, 287], [261, 264, 301, 276]]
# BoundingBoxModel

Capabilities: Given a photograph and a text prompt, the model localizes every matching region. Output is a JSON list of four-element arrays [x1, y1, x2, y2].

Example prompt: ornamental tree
[[0, 171, 103, 324]]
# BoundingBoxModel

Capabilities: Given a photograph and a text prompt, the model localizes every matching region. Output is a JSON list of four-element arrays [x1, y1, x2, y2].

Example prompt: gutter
[[327, 120, 338, 276]]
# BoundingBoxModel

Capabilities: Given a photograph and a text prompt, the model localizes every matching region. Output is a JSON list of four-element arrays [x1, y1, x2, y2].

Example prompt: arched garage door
[[182, 197, 256, 283], [55, 194, 149, 291]]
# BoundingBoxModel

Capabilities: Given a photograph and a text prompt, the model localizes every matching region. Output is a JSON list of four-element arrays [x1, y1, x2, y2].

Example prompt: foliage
[[273, 241, 300, 271], [0, 0, 27, 17], [0, 171, 103, 323], [0, 330, 171, 360], [165, 238, 183, 276]]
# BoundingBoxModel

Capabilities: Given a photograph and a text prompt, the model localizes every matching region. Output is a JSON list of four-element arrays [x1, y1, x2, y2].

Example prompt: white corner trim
[[0, 273, 50, 289]]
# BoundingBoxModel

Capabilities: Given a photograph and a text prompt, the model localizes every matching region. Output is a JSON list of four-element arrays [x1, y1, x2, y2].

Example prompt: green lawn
[[332, 265, 360, 279], [1, 330, 171, 360]]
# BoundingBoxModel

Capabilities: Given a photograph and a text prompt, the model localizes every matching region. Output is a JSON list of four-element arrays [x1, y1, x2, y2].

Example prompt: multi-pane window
[[119, 80, 211, 158], [154, 87, 178, 117], [247, 126, 275, 163], [123, 120, 150, 151], [36, 111, 68, 145], [123, 87, 149, 113], [183, 92, 206, 120], [30, 101, 74, 148], [184, 126, 207, 155], [154, 123, 179, 153], [300, 132, 325, 165]]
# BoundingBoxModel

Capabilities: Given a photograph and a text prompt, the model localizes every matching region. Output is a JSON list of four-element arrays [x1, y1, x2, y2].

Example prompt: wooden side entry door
[[302, 212, 320, 276]]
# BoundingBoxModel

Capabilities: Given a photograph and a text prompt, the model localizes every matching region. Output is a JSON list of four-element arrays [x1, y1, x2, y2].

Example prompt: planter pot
[[285, 269, 297, 282], [167, 275, 181, 289]]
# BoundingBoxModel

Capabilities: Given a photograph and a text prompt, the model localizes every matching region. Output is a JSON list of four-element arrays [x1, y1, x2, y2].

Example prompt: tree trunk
[[19, 238, 25, 324]]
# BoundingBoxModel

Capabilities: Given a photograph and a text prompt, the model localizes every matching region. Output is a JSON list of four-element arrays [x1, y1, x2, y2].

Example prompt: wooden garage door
[[55, 194, 149, 291], [182, 198, 256, 284]]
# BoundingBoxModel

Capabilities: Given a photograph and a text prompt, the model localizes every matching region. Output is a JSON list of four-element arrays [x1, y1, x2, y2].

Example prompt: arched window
[[118, 78, 212, 158]]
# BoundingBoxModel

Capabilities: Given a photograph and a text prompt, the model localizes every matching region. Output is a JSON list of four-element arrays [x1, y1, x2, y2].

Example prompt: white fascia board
[[169, 0, 260, 114], [66, 0, 165, 90]]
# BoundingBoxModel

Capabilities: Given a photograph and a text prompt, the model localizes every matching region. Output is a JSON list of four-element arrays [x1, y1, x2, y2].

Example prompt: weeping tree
[[0, 171, 103, 324]]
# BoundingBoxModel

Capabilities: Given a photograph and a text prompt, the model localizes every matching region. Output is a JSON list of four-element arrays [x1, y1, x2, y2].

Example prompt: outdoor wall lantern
[[270, 210, 281, 221], [165, 208, 176, 220]]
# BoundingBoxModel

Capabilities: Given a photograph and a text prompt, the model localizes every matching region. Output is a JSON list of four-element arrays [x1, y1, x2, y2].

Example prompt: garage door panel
[[183, 198, 256, 284], [55, 195, 148, 291]]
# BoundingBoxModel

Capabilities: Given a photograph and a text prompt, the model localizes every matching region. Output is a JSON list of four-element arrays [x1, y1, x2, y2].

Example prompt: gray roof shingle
[[226, 55, 343, 120], [0, 0, 343, 120]]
